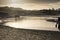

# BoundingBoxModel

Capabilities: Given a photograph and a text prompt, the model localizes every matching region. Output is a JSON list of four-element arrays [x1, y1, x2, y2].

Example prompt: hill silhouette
[[0, 6, 60, 17]]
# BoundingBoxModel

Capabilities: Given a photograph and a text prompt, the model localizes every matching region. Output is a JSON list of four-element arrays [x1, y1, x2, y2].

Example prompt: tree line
[[0, 6, 60, 18]]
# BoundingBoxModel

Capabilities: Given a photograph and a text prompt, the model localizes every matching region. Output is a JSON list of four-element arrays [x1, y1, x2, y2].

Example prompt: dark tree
[[0, 12, 9, 20]]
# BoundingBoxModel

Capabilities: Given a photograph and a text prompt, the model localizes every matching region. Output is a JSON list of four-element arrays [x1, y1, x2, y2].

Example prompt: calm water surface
[[5, 16, 59, 31]]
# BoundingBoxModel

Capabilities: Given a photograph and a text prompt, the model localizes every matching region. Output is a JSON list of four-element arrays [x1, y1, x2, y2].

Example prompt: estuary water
[[5, 16, 59, 31]]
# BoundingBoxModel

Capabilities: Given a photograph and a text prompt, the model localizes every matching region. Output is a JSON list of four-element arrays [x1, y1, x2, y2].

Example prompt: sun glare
[[10, 0, 17, 4], [5, 19, 58, 31]]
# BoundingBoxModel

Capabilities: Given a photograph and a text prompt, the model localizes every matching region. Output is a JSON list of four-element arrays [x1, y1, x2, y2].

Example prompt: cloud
[[0, 0, 60, 5], [0, 0, 11, 5], [0, 0, 60, 10], [25, 0, 60, 4]]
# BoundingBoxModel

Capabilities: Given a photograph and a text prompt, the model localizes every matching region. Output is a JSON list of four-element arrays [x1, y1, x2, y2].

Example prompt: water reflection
[[5, 16, 59, 31]]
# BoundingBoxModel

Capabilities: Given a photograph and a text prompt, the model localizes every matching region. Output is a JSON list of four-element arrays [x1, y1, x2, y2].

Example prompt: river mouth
[[4, 16, 59, 31]]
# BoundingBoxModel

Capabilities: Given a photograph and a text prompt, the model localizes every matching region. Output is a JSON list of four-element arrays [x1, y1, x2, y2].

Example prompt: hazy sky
[[0, 0, 60, 10]]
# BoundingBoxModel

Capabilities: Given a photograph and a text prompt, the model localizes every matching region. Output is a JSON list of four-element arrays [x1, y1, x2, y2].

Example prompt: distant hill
[[0, 6, 60, 17]]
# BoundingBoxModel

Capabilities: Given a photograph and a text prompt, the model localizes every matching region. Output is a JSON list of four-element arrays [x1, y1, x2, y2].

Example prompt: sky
[[0, 0, 60, 10]]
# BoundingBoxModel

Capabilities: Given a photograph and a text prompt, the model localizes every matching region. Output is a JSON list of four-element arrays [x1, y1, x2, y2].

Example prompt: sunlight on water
[[5, 17, 59, 31]]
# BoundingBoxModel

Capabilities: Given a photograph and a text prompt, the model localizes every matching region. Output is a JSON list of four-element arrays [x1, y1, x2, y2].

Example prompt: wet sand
[[0, 25, 60, 40]]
